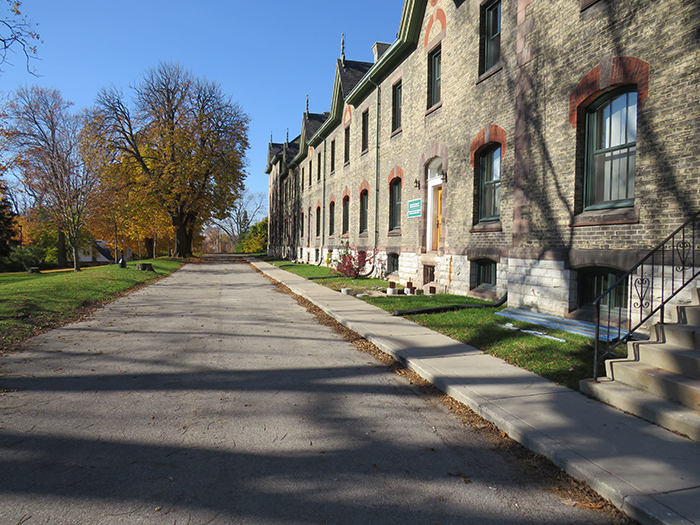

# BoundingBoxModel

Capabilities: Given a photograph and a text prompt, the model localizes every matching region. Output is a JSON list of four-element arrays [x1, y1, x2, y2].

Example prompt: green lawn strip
[[267, 261, 395, 293], [0, 258, 185, 350], [268, 260, 334, 279]]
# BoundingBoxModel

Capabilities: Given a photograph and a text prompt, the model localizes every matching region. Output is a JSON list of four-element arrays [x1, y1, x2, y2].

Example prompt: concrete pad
[[409, 353, 567, 400], [368, 332, 482, 360], [648, 486, 700, 524]]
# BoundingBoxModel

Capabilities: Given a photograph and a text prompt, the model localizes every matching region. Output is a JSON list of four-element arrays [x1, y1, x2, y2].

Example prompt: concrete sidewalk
[[250, 260, 700, 525]]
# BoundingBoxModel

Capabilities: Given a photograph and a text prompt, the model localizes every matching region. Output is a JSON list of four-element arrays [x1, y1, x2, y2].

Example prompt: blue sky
[[1, 1, 405, 201]]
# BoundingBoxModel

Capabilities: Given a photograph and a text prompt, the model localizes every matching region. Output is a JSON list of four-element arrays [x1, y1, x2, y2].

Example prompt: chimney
[[372, 42, 391, 63]]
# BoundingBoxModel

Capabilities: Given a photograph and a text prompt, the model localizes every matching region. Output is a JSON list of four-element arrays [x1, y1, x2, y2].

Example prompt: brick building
[[266, 0, 700, 319]]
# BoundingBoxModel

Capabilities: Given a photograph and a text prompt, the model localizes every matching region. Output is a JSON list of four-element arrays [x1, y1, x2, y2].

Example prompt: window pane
[[627, 92, 638, 143], [491, 148, 501, 181]]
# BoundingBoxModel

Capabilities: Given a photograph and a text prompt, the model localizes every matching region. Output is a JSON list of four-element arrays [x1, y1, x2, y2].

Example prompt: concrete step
[[580, 378, 700, 442], [655, 323, 700, 350], [605, 359, 700, 410], [633, 341, 700, 380], [677, 304, 700, 326]]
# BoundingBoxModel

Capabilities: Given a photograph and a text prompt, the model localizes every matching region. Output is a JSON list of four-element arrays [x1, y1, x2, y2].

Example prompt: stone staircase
[[581, 289, 700, 442]]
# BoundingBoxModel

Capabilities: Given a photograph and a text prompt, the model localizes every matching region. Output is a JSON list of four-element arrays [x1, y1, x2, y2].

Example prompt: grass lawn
[[0, 258, 185, 351], [268, 260, 598, 391]]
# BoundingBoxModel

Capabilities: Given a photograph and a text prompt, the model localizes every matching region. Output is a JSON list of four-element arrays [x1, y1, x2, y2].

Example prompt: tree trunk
[[72, 243, 81, 272], [57, 230, 68, 268], [171, 211, 197, 258], [145, 237, 155, 259], [172, 217, 191, 258]]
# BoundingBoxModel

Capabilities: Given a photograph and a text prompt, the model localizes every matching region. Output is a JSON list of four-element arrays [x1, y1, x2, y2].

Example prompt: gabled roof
[[338, 59, 373, 97], [265, 142, 285, 174], [291, 111, 329, 167]]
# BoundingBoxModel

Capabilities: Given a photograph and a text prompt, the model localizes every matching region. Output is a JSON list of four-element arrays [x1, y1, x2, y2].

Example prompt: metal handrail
[[592, 209, 700, 380]]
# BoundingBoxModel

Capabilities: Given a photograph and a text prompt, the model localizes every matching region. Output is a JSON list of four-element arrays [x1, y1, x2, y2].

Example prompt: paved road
[[1, 260, 622, 524]]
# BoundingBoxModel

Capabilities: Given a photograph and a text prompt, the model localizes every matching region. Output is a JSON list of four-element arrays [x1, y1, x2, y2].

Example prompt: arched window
[[478, 145, 501, 221], [315, 206, 321, 237], [342, 195, 350, 235], [359, 189, 369, 234], [329, 201, 335, 236], [389, 178, 401, 231], [585, 88, 637, 210]]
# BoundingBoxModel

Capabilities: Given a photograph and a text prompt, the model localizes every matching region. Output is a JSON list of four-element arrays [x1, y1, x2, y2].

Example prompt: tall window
[[585, 88, 637, 210], [342, 196, 350, 234], [329, 201, 335, 236], [359, 190, 369, 234], [479, 146, 501, 221], [315, 206, 321, 237], [392, 81, 402, 132], [309, 160, 312, 186], [300, 213, 304, 237], [361, 110, 369, 153], [330, 140, 336, 173], [389, 178, 401, 231], [301, 167, 305, 190], [317, 152, 321, 181], [483, 1, 501, 72], [428, 46, 441, 109], [344, 126, 350, 164]]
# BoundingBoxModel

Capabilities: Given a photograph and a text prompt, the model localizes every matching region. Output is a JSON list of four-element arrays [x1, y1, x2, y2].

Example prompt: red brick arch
[[342, 187, 350, 200], [470, 125, 507, 167], [359, 179, 370, 197], [388, 166, 404, 190], [569, 56, 649, 128], [424, 9, 446, 48]]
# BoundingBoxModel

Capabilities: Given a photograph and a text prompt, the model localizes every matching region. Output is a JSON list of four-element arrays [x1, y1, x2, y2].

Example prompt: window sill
[[425, 101, 442, 117], [344, 161, 350, 167], [341, 233, 350, 239], [361, 149, 369, 157], [572, 206, 639, 227], [471, 219, 502, 233], [477, 63, 502, 84], [388, 229, 402, 237], [359, 232, 368, 238], [391, 127, 403, 138]]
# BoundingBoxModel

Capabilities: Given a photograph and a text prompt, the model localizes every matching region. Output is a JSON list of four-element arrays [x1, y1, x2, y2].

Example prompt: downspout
[[322, 140, 327, 265]]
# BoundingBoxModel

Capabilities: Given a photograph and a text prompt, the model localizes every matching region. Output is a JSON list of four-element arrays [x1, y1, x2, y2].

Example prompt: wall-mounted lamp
[[441, 171, 448, 183], [414, 178, 421, 189]]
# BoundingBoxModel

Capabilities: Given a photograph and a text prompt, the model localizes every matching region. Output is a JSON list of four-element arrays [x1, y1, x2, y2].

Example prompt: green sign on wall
[[407, 198, 422, 218]]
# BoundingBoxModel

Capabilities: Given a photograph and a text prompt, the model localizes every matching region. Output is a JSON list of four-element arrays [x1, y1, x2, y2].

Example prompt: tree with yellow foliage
[[96, 62, 249, 258]]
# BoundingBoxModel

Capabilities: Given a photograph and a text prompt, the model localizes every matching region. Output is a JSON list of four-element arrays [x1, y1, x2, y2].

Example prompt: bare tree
[[3, 86, 104, 271], [0, 0, 40, 74], [212, 188, 266, 248]]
